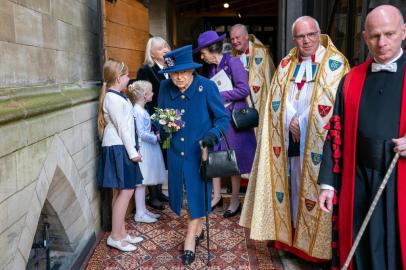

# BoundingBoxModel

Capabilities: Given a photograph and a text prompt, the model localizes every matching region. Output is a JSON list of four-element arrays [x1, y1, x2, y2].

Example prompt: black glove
[[159, 129, 170, 142], [201, 132, 217, 148]]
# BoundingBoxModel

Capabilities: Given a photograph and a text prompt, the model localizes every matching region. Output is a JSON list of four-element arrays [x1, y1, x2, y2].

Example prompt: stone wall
[[0, 100, 100, 269], [0, 0, 101, 269], [149, 0, 171, 44], [0, 0, 100, 87]]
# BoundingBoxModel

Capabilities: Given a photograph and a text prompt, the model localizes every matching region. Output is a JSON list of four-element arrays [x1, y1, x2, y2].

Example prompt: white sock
[[135, 185, 146, 216]]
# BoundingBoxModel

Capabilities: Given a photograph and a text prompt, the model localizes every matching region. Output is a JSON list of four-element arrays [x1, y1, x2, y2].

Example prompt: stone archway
[[10, 135, 98, 270]]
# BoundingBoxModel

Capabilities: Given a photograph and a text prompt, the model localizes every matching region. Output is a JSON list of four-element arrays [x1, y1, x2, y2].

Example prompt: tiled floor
[[84, 196, 326, 270]]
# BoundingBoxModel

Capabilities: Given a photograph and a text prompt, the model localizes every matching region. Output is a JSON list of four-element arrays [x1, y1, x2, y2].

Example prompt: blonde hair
[[128, 80, 152, 104], [97, 59, 129, 138], [144, 37, 171, 67]]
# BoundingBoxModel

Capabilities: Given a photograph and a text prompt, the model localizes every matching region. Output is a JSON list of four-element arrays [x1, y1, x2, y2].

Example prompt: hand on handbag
[[201, 132, 217, 148]]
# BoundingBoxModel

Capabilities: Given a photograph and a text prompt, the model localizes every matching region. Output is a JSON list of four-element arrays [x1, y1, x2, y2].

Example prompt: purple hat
[[193, 30, 226, 53]]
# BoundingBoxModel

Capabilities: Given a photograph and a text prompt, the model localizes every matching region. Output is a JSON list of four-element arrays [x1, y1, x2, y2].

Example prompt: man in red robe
[[318, 5, 406, 270]]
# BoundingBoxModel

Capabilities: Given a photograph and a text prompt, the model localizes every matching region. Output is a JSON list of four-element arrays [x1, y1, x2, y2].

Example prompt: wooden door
[[102, 0, 149, 78], [100, 0, 149, 230]]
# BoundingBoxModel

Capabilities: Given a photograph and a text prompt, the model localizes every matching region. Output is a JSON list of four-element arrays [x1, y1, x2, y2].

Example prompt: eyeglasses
[[294, 31, 319, 41]]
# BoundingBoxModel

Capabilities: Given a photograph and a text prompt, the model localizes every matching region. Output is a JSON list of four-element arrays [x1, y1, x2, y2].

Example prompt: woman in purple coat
[[194, 30, 256, 218]]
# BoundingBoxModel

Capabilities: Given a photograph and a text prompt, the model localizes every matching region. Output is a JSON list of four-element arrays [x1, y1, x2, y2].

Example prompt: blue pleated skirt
[[97, 145, 143, 189]]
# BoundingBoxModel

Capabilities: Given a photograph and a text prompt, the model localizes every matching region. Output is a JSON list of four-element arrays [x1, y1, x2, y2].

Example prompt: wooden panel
[[105, 47, 145, 78], [103, 0, 149, 78], [105, 0, 149, 31], [105, 21, 149, 51]]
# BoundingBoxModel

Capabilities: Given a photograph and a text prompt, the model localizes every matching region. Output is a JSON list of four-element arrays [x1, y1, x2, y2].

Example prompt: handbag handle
[[231, 90, 256, 111], [216, 128, 233, 160], [248, 90, 256, 110], [222, 58, 256, 111]]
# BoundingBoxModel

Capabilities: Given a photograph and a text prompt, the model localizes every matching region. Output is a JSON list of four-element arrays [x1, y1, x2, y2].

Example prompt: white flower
[[159, 119, 167, 125]]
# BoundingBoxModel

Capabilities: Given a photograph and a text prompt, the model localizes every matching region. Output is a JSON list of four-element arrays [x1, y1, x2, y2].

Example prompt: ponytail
[[97, 82, 107, 138], [98, 59, 129, 139]]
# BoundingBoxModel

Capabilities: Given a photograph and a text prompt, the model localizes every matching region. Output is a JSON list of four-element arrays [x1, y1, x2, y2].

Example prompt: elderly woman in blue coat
[[158, 45, 229, 265], [194, 30, 256, 218]]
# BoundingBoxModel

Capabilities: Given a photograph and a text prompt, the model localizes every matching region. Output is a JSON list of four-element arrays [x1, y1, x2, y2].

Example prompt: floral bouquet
[[151, 108, 185, 149]]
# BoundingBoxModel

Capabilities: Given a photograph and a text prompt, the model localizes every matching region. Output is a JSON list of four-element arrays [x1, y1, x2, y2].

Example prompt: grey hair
[[291, 16, 321, 36], [144, 37, 171, 67], [128, 80, 152, 101], [230, 24, 248, 35]]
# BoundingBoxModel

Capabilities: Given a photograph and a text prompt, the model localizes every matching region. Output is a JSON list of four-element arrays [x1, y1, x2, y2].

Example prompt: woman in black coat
[[135, 37, 171, 209]]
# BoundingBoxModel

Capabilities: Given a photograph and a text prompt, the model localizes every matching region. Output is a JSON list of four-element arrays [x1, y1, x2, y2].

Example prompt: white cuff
[[285, 100, 297, 130], [320, 184, 335, 191]]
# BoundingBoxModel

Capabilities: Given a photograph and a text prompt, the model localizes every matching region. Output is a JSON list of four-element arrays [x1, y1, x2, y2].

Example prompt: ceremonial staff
[[201, 145, 211, 266]]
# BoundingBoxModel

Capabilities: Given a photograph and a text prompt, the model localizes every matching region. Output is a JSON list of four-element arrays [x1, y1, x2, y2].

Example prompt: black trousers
[[352, 139, 401, 270]]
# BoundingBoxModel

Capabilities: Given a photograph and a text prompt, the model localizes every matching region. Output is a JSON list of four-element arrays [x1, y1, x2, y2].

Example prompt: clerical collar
[[373, 49, 404, 65], [295, 53, 316, 83], [299, 55, 315, 63], [241, 41, 252, 56]]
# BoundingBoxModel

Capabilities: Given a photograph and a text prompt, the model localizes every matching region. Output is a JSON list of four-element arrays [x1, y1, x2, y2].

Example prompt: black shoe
[[223, 203, 241, 218], [147, 197, 164, 210], [157, 184, 169, 202], [158, 192, 169, 202], [195, 230, 204, 247], [181, 250, 195, 265], [147, 186, 164, 210], [211, 196, 223, 209]]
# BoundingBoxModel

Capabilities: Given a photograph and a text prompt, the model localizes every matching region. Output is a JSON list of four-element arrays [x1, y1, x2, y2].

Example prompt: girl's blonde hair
[[144, 37, 171, 67], [128, 80, 152, 104], [97, 59, 129, 138]]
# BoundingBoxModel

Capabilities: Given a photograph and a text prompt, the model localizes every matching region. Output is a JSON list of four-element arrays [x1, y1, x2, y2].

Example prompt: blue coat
[[158, 74, 229, 219]]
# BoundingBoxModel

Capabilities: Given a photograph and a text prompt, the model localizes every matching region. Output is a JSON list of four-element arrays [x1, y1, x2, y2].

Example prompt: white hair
[[144, 37, 171, 67], [291, 16, 321, 36], [230, 24, 248, 35]]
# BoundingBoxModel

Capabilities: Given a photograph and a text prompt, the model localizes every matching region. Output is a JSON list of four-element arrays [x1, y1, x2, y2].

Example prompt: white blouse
[[102, 91, 139, 159]]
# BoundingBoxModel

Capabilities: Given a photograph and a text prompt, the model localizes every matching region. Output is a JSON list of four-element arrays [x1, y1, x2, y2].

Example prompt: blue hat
[[193, 30, 226, 53], [159, 45, 202, 74]]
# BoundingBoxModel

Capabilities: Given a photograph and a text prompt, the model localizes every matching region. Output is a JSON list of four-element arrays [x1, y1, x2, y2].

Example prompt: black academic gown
[[318, 53, 406, 270]]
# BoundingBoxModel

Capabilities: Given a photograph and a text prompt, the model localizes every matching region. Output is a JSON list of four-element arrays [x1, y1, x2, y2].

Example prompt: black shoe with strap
[[223, 203, 241, 218], [181, 250, 195, 265]]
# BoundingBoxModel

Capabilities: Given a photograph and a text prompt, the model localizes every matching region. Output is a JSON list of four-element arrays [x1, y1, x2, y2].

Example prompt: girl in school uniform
[[97, 60, 144, 252], [128, 80, 166, 223]]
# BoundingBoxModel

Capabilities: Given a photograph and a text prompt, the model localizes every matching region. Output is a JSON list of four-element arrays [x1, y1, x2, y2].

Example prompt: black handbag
[[204, 129, 240, 179], [231, 91, 259, 130]]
